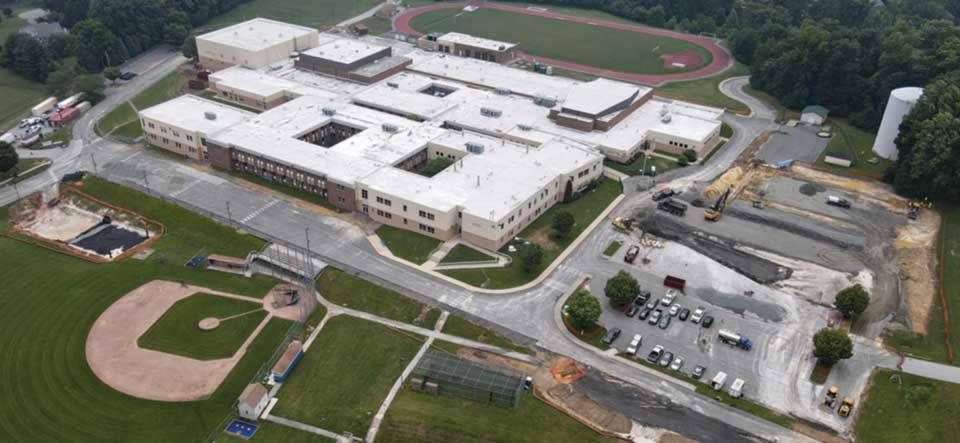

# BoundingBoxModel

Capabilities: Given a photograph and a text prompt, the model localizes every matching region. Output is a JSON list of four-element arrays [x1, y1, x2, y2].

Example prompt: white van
[[729, 378, 745, 398], [711, 371, 727, 390]]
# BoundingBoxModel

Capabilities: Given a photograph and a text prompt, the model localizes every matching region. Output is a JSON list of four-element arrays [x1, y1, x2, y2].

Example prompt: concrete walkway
[[262, 414, 347, 441], [365, 311, 450, 442], [880, 357, 960, 384]]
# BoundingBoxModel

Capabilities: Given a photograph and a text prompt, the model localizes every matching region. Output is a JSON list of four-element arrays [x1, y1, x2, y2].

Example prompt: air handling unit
[[872, 87, 923, 160]]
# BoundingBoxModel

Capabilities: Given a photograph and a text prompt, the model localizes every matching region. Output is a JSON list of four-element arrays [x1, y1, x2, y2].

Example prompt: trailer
[[663, 276, 686, 291], [711, 372, 727, 390], [31, 97, 57, 117], [657, 198, 687, 216], [827, 196, 851, 209], [717, 329, 753, 350]]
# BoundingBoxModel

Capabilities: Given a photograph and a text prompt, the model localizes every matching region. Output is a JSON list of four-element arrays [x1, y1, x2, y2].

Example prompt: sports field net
[[411, 350, 525, 409]]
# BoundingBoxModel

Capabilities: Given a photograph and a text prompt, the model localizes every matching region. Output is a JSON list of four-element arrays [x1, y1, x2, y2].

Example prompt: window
[[383, 199, 392, 207], [148, 122, 155, 129], [187, 135, 194, 142], [418, 224, 435, 234], [427, 213, 435, 221], [160, 127, 167, 134], [172, 131, 180, 137], [376, 196, 383, 203], [362, 190, 368, 199], [403, 204, 407, 212], [419, 210, 427, 217]]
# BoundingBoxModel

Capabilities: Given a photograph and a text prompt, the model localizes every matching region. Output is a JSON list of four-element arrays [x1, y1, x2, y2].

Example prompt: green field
[[378, 387, 615, 443], [603, 155, 681, 176], [98, 102, 137, 135], [138, 293, 266, 360], [409, 8, 711, 75], [603, 240, 622, 257], [439, 244, 494, 264], [815, 120, 890, 178], [886, 206, 955, 364], [657, 62, 750, 112], [441, 314, 532, 354], [101, 71, 184, 137], [131, 71, 184, 111], [315, 267, 440, 328], [0, 5, 47, 129], [206, 0, 383, 28], [376, 225, 443, 264], [442, 178, 621, 289], [113, 119, 145, 141], [0, 177, 293, 441], [355, 16, 392, 35], [271, 316, 424, 436], [856, 370, 960, 442]]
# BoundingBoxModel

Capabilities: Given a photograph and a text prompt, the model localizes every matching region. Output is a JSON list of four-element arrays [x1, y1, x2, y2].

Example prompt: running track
[[394, 2, 732, 86]]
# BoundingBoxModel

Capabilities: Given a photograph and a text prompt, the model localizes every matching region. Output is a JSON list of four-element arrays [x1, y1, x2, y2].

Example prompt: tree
[[0, 142, 18, 175], [604, 270, 641, 306], [677, 155, 689, 167], [683, 149, 697, 162], [44, 33, 77, 59], [567, 289, 601, 331], [2, 8, 11, 18], [182, 35, 198, 60], [519, 243, 543, 273], [72, 73, 106, 104], [103, 67, 121, 84], [834, 284, 870, 318], [563, 180, 574, 203], [2, 34, 52, 82], [647, 5, 667, 27], [45, 63, 78, 97], [812, 328, 853, 366], [551, 211, 575, 239], [72, 19, 126, 71]]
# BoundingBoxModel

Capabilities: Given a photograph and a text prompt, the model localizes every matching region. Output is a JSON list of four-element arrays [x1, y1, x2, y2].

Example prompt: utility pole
[[90, 153, 98, 174], [226, 201, 232, 225], [142, 170, 150, 193]]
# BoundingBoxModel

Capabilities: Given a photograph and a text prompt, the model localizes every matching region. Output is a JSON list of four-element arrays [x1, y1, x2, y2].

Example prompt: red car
[[624, 245, 640, 263]]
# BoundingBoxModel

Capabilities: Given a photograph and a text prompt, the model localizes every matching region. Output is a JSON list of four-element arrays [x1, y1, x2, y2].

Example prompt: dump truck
[[711, 371, 728, 390], [838, 397, 855, 417], [657, 199, 687, 216], [704, 188, 731, 221], [717, 329, 753, 350], [612, 217, 634, 231], [728, 378, 745, 398], [823, 386, 839, 408], [652, 188, 675, 201], [827, 196, 851, 209]]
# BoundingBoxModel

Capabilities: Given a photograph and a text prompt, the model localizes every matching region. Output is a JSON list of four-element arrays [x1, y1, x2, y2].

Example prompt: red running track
[[394, 2, 732, 86]]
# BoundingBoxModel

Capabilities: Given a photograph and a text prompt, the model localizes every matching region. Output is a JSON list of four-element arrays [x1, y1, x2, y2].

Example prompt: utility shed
[[237, 383, 269, 420], [410, 350, 526, 409], [801, 105, 829, 126]]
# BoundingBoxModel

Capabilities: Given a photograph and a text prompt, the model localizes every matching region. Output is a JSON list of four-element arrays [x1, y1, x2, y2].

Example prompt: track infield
[[395, 2, 731, 85]]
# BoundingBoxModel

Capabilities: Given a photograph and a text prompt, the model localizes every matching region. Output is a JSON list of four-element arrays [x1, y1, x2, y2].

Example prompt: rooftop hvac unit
[[289, 51, 300, 59], [204, 111, 217, 120], [480, 107, 502, 118], [660, 104, 669, 116], [661, 113, 672, 123], [386, 81, 399, 88], [494, 88, 511, 96], [533, 96, 556, 107], [382, 123, 399, 133], [465, 142, 485, 154], [322, 107, 336, 116], [517, 124, 532, 131]]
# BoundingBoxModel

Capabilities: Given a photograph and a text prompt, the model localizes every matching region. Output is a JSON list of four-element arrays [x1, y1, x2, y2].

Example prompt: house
[[801, 105, 829, 126]]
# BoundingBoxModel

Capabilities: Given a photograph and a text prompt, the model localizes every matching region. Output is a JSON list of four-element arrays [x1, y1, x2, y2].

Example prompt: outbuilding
[[801, 105, 829, 126], [237, 383, 269, 421]]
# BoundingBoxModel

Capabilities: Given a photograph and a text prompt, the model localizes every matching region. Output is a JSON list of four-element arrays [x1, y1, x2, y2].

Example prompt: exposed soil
[[894, 209, 940, 333]]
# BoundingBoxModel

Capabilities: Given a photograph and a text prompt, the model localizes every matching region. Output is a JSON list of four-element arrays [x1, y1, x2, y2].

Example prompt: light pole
[[226, 201, 232, 225]]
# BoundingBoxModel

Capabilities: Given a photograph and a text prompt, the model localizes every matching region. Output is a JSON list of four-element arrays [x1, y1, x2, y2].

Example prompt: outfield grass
[[379, 387, 615, 443], [316, 267, 440, 328], [98, 102, 137, 135], [657, 62, 750, 112], [886, 205, 956, 364], [410, 8, 711, 75], [376, 224, 443, 264], [603, 240, 622, 257], [272, 316, 424, 436], [0, 179, 293, 440], [815, 120, 890, 178], [603, 155, 680, 176], [441, 178, 621, 289], [856, 369, 960, 442], [439, 244, 494, 264], [207, 0, 383, 28], [441, 314, 532, 354], [138, 293, 266, 360]]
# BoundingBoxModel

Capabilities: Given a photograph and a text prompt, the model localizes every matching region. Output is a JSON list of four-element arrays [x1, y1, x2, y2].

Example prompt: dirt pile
[[894, 209, 940, 333]]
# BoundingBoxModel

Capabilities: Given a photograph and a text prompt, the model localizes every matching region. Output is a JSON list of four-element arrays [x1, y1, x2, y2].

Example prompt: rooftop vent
[[382, 123, 399, 133], [517, 124, 532, 131], [386, 81, 399, 88], [465, 142, 485, 154], [533, 96, 556, 107], [661, 113, 672, 123], [480, 107, 502, 118], [322, 107, 336, 116], [204, 111, 217, 120], [494, 88, 511, 96]]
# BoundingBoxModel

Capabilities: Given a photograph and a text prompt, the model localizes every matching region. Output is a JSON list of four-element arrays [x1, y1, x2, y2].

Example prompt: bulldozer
[[704, 188, 731, 221], [908, 200, 923, 220], [612, 217, 634, 232], [823, 386, 839, 408], [838, 397, 855, 417]]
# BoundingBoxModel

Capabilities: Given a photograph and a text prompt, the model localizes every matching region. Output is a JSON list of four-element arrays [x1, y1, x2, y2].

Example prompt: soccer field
[[408, 8, 712, 75]]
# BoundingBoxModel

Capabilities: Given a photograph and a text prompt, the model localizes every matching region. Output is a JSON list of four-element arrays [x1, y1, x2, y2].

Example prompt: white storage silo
[[872, 87, 923, 160]]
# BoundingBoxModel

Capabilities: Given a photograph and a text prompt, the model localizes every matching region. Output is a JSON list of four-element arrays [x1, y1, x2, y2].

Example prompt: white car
[[691, 307, 705, 324], [626, 334, 642, 355], [26, 125, 43, 136], [661, 289, 678, 306], [670, 355, 685, 371], [668, 304, 681, 317]]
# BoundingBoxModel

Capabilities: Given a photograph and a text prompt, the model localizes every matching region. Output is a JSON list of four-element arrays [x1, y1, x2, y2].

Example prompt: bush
[[677, 156, 689, 167], [683, 149, 697, 162], [420, 157, 454, 177], [0, 141, 18, 174], [519, 243, 544, 273], [835, 284, 870, 318], [551, 211, 575, 239], [904, 384, 933, 407], [813, 328, 853, 366], [567, 289, 601, 331]]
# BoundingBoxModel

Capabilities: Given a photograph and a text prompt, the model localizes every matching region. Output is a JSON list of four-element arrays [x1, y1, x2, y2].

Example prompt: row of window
[[145, 121, 195, 143], [232, 150, 326, 187], [668, 140, 691, 149]]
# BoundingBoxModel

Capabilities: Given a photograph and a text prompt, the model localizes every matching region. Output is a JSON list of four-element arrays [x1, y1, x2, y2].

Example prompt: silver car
[[691, 307, 705, 324], [668, 304, 681, 317], [670, 355, 685, 371]]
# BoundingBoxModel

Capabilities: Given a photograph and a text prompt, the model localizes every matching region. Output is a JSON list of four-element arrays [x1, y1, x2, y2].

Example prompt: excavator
[[823, 386, 839, 408], [704, 188, 731, 221], [838, 397, 855, 418]]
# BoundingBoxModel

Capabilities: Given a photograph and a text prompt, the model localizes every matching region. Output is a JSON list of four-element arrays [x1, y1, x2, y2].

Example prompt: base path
[[394, 2, 732, 85], [85, 280, 297, 402]]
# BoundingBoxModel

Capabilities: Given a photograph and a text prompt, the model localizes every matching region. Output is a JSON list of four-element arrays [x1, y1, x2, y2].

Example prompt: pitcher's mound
[[199, 317, 220, 330]]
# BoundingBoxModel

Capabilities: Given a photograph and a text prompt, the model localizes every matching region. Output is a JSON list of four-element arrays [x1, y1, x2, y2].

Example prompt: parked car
[[701, 316, 715, 328], [119, 71, 138, 80], [647, 345, 664, 363], [690, 307, 706, 324], [601, 327, 622, 345], [19, 117, 42, 128], [26, 125, 43, 136], [635, 291, 650, 305], [668, 304, 681, 317], [624, 245, 640, 263], [625, 304, 640, 317], [638, 307, 652, 320], [661, 289, 678, 306], [646, 299, 658, 310], [648, 309, 662, 325], [670, 355, 685, 371], [691, 365, 706, 379], [658, 315, 672, 330], [679, 308, 691, 321], [626, 334, 642, 355], [658, 351, 674, 367]]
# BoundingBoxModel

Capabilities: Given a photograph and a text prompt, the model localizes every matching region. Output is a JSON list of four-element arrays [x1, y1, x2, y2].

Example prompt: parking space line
[[241, 200, 280, 223]]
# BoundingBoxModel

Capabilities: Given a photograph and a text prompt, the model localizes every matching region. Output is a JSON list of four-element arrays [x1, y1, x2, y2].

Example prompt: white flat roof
[[303, 38, 388, 65], [437, 32, 517, 52], [140, 95, 255, 135], [352, 72, 462, 119], [563, 79, 645, 116], [409, 54, 578, 99], [198, 18, 316, 52]]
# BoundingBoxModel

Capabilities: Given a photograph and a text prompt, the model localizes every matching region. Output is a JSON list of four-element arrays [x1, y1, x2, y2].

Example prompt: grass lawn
[[603, 240, 622, 257], [271, 316, 424, 436], [410, 8, 711, 75], [316, 267, 440, 328], [856, 369, 960, 442], [218, 421, 329, 442], [886, 205, 956, 364], [604, 155, 682, 176], [113, 119, 144, 141], [441, 178, 621, 289], [0, 179, 293, 440], [131, 71, 184, 111], [207, 0, 383, 28], [44, 125, 71, 145], [2, 158, 50, 183], [376, 225, 443, 264], [439, 244, 494, 264], [0, 5, 47, 129], [742, 84, 799, 121], [138, 293, 266, 360], [815, 120, 890, 178], [440, 314, 532, 354], [378, 387, 616, 443], [657, 62, 750, 112], [356, 16, 392, 35], [225, 169, 337, 211], [98, 102, 137, 135]]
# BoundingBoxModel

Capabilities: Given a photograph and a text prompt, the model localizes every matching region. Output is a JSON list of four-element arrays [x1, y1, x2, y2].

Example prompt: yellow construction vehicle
[[823, 386, 839, 408], [704, 188, 731, 221], [612, 217, 634, 232], [838, 397, 855, 417]]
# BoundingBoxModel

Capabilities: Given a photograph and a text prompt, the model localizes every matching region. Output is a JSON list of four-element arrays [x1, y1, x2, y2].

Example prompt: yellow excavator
[[704, 188, 731, 221], [823, 386, 839, 408], [838, 397, 855, 417]]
